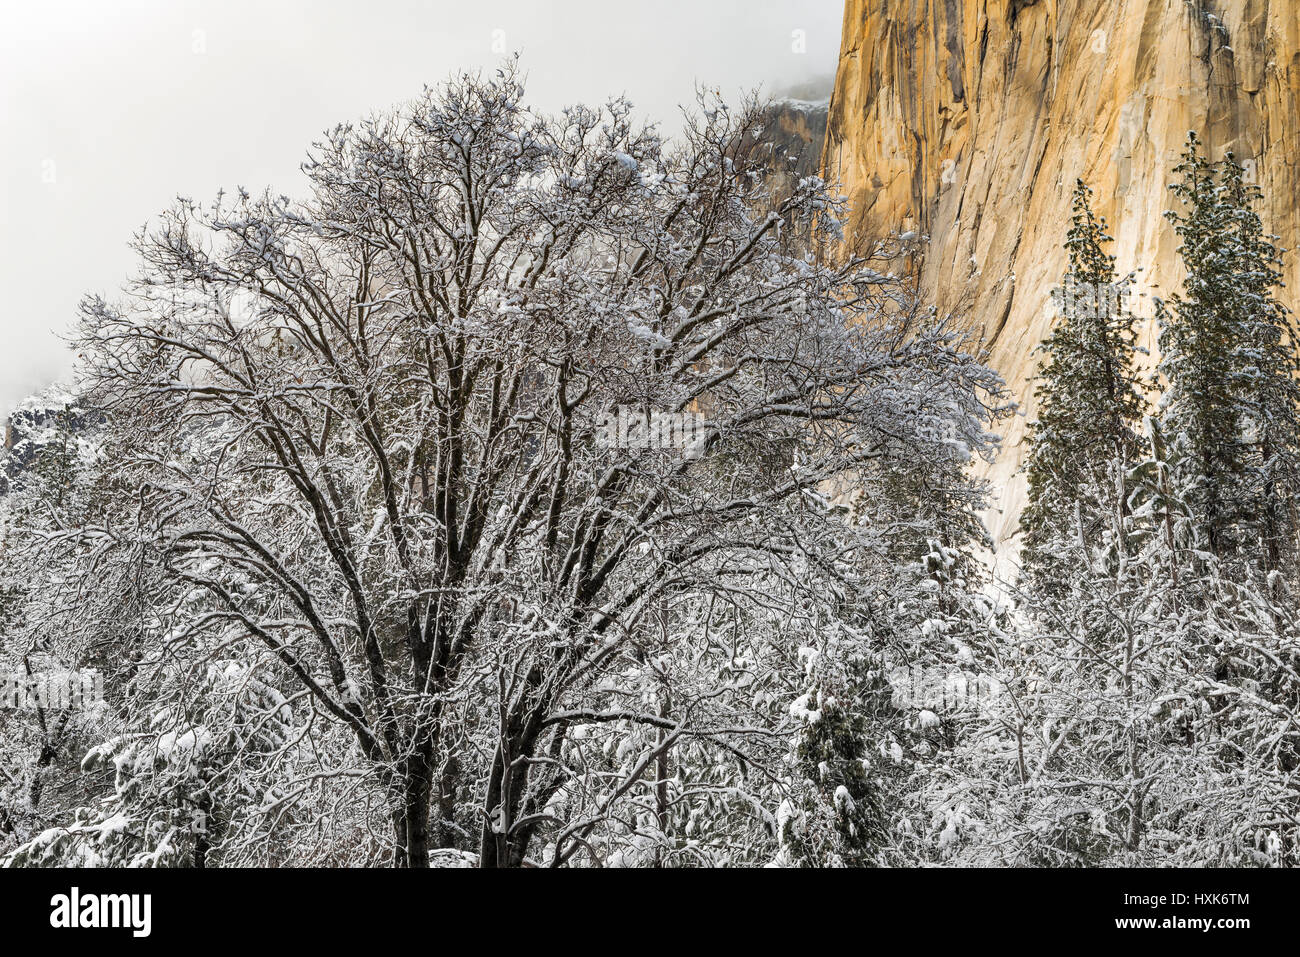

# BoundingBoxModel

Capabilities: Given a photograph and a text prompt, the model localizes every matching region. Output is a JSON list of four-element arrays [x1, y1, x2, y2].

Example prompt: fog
[[0, 0, 843, 412]]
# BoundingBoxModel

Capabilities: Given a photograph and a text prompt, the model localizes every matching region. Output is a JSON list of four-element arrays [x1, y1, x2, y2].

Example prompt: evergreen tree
[[1021, 180, 1146, 593], [1157, 132, 1300, 578], [778, 624, 892, 867]]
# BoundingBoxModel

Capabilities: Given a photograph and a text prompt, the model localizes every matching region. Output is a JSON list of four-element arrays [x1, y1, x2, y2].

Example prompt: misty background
[[0, 0, 842, 413]]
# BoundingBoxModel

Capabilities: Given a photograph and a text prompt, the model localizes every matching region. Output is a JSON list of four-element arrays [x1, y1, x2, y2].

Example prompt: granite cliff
[[822, 0, 1300, 558]]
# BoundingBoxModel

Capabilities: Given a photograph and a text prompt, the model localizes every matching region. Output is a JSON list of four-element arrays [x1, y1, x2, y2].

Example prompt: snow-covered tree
[[1157, 132, 1300, 579], [925, 478, 1300, 866], [1021, 179, 1146, 596], [22, 63, 1008, 868], [0, 391, 113, 856], [947, 147, 1300, 868]]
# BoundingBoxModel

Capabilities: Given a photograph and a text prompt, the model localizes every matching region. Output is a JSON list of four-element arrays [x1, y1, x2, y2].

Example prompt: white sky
[[0, 0, 844, 412]]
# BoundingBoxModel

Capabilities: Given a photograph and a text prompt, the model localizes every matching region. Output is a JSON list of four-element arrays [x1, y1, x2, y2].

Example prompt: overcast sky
[[0, 0, 843, 412]]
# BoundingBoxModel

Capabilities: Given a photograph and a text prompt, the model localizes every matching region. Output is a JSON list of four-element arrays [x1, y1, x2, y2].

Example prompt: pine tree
[[1021, 180, 1146, 593], [778, 624, 892, 867], [1157, 132, 1300, 579]]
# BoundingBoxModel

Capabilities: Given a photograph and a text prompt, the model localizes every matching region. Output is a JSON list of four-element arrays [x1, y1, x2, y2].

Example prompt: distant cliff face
[[822, 0, 1300, 556], [763, 96, 830, 180], [757, 94, 831, 222], [1, 389, 102, 496]]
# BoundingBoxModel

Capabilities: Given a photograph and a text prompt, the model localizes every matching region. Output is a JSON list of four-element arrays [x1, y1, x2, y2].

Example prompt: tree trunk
[[432, 754, 461, 850], [478, 746, 517, 868], [392, 753, 435, 868]]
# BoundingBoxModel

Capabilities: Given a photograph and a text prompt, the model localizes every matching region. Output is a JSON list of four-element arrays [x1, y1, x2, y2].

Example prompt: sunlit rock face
[[822, 0, 1299, 562]]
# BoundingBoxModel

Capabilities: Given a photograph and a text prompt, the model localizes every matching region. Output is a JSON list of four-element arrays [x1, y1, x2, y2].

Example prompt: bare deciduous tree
[[45, 64, 1005, 866]]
